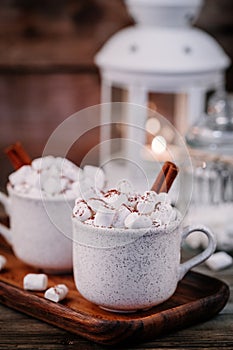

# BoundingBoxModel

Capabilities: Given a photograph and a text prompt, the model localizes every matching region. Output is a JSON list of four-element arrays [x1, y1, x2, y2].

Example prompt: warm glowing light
[[151, 135, 167, 154], [146, 118, 161, 135]]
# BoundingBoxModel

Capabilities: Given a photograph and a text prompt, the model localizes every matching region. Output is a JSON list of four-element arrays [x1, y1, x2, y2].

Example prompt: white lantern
[[95, 0, 230, 167]]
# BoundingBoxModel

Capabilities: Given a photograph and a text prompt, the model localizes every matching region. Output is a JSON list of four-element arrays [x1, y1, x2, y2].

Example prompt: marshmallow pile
[[73, 180, 178, 229], [9, 157, 106, 199]]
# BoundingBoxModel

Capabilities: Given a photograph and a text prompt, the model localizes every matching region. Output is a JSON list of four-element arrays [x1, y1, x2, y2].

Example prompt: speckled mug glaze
[[0, 186, 74, 273], [72, 217, 216, 312]]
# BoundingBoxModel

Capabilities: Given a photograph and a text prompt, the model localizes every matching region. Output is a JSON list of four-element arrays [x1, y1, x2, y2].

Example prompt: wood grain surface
[[0, 237, 229, 346]]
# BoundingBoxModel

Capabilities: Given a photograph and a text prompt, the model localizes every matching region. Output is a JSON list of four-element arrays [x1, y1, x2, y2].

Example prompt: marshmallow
[[151, 203, 175, 225], [9, 165, 32, 186], [41, 177, 61, 196], [40, 169, 69, 195], [62, 166, 80, 182], [78, 179, 99, 201], [127, 194, 140, 207], [58, 158, 81, 182], [155, 192, 172, 205], [117, 180, 134, 195], [0, 255, 7, 271], [64, 189, 77, 199], [73, 200, 93, 221], [82, 187, 99, 201], [31, 156, 55, 171], [87, 198, 106, 212], [112, 204, 132, 228], [70, 181, 81, 197], [44, 284, 69, 303], [14, 183, 31, 194], [27, 171, 41, 189], [124, 212, 152, 229], [46, 164, 60, 178], [27, 187, 42, 198], [83, 165, 105, 190], [23, 273, 48, 291], [55, 157, 74, 170], [60, 177, 70, 191], [137, 199, 155, 214], [143, 191, 158, 202], [94, 206, 116, 227], [205, 251, 233, 271], [104, 190, 128, 209]]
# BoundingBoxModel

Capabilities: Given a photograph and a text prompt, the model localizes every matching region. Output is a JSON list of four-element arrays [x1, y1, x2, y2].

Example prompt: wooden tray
[[0, 239, 230, 346]]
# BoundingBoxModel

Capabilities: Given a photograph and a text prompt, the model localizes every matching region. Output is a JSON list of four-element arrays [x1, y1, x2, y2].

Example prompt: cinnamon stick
[[151, 161, 178, 193], [5, 142, 32, 170]]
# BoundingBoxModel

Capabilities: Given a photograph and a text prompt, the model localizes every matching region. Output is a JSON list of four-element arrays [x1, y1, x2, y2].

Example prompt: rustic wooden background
[[0, 0, 233, 192]]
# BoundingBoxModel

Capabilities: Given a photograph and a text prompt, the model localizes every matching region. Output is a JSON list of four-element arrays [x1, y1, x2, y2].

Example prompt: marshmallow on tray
[[23, 273, 48, 291], [205, 251, 233, 271], [44, 284, 69, 303], [0, 255, 7, 271]]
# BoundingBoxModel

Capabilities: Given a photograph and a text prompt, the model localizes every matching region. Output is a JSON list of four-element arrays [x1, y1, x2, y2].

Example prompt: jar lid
[[186, 93, 233, 155]]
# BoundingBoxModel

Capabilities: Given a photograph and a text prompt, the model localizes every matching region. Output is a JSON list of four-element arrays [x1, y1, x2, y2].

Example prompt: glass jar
[[185, 92, 233, 252]]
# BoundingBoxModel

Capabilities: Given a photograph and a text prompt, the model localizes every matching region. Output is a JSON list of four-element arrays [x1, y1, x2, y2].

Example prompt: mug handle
[[179, 225, 216, 280], [0, 191, 12, 245]]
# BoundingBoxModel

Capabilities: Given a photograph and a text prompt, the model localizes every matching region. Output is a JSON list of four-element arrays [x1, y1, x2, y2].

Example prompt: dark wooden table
[[0, 246, 232, 350]]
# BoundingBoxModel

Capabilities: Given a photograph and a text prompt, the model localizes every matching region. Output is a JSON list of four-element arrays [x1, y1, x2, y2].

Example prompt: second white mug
[[0, 185, 74, 273]]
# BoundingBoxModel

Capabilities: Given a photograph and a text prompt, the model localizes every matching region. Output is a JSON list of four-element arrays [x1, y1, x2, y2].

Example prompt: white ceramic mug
[[0, 185, 74, 273], [72, 216, 216, 312]]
